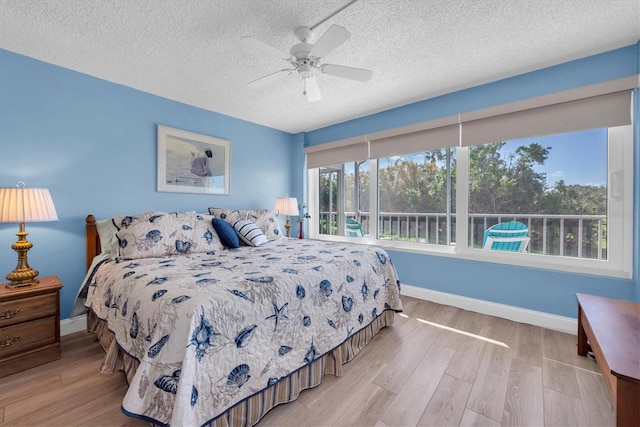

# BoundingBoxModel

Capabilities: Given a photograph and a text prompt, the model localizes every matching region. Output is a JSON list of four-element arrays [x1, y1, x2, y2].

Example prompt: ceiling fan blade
[[322, 64, 372, 82], [303, 75, 321, 102], [309, 24, 350, 59], [241, 36, 291, 60], [248, 69, 292, 88]]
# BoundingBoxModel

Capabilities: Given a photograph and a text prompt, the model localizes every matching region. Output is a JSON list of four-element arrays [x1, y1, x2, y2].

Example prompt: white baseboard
[[401, 284, 577, 335], [60, 314, 87, 336]]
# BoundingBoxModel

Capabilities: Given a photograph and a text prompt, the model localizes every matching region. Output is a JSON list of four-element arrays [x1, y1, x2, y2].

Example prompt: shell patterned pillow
[[97, 211, 167, 256], [192, 214, 225, 252], [116, 212, 198, 259]]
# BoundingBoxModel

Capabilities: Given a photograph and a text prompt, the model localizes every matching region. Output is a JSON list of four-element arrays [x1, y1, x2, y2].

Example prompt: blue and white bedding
[[83, 238, 403, 426]]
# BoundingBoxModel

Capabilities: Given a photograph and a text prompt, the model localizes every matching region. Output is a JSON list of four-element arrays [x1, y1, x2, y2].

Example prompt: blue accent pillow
[[212, 218, 239, 248]]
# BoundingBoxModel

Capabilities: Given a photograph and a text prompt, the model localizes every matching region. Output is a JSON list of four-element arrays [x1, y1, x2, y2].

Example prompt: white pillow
[[231, 219, 268, 247], [96, 218, 120, 255]]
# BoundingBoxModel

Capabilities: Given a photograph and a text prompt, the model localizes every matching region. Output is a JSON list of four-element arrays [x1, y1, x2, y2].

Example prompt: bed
[[77, 210, 403, 427]]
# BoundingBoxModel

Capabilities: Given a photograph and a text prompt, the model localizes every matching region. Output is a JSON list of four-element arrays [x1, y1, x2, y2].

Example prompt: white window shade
[[370, 124, 459, 158], [306, 76, 636, 164], [368, 114, 459, 158], [460, 90, 632, 147], [305, 136, 368, 169]]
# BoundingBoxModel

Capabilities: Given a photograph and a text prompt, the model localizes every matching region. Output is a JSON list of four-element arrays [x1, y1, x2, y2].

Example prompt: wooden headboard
[[86, 214, 101, 272]]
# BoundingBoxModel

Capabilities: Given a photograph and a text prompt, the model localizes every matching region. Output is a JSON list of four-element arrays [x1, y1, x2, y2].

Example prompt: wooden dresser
[[577, 293, 640, 427], [0, 276, 63, 377]]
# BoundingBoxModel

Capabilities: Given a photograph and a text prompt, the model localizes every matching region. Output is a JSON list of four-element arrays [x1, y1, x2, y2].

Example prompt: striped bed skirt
[[87, 309, 395, 426]]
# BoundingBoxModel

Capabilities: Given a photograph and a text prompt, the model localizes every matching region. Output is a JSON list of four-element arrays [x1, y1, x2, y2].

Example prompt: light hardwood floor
[[0, 296, 614, 426]]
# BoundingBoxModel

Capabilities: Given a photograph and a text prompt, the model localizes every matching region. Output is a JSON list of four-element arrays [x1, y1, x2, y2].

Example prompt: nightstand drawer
[[0, 316, 56, 358], [0, 293, 57, 328]]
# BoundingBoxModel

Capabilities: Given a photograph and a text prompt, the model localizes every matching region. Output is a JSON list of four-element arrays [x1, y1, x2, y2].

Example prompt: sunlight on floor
[[543, 357, 602, 374], [398, 313, 509, 348]]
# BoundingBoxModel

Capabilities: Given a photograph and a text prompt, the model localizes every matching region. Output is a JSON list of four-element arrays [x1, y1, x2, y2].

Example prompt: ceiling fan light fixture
[[298, 62, 312, 74]]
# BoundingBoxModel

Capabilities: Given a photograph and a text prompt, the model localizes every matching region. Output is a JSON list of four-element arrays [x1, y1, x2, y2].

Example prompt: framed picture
[[157, 125, 231, 195]]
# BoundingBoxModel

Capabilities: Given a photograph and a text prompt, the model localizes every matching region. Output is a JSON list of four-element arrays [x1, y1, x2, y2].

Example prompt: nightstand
[[0, 276, 63, 377]]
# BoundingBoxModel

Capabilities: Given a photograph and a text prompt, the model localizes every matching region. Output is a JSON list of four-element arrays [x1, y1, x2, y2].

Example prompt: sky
[[501, 128, 607, 187]]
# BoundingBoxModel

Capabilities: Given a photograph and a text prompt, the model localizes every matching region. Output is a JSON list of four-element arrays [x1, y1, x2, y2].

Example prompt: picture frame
[[157, 125, 231, 195]]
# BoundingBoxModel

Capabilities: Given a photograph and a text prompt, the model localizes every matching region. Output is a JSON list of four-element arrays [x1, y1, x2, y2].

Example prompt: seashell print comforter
[[84, 238, 403, 426]]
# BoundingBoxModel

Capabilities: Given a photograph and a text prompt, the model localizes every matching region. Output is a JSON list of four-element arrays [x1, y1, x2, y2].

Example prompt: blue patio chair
[[482, 221, 530, 252], [345, 218, 366, 237]]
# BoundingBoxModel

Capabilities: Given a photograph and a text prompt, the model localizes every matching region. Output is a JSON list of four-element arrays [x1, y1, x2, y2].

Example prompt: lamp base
[[6, 276, 39, 288], [284, 217, 291, 238], [5, 223, 40, 288]]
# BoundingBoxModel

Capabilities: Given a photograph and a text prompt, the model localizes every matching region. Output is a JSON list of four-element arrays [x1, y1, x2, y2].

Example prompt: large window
[[468, 129, 608, 259], [378, 150, 455, 245], [306, 84, 634, 278], [318, 161, 370, 236], [318, 153, 455, 244]]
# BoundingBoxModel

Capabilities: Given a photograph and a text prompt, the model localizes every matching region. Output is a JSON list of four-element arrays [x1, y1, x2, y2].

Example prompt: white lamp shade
[[274, 197, 299, 216], [0, 187, 59, 223]]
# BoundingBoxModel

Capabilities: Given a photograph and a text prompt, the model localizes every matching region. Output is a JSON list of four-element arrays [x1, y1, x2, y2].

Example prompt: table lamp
[[274, 197, 299, 238], [0, 183, 58, 288]]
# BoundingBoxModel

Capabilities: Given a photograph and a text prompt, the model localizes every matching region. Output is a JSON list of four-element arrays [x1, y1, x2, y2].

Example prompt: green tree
[[469, 142, 549, 214], [540, 179, 606, 215]]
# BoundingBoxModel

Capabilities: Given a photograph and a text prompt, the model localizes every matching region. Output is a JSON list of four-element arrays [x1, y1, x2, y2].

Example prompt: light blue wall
[[304, 42, 640, 318], [0, 49, 295, 319]]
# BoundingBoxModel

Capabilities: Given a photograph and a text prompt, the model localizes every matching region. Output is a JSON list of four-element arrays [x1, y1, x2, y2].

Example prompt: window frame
[[307, 124, 633, 279]]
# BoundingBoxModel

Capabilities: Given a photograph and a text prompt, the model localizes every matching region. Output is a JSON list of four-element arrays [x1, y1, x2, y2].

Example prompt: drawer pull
[[1, 308, 21, 320], [0, 335, 20, 347]]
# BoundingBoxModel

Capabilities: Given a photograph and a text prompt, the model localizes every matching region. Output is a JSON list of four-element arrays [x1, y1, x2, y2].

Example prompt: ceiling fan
[[241, 23, 373, 102]]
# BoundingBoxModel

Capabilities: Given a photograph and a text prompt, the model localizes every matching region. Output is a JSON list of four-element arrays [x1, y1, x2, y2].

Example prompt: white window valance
[[304, 135, 368, 169], [305, 75, 637, 167]]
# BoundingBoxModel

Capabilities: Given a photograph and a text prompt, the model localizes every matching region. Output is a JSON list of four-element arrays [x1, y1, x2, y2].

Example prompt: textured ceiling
[[1, 0, 639, 134]]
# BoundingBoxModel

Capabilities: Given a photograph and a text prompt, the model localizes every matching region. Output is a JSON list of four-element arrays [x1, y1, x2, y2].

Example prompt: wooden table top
[[577, 293, 640, 383], [0, 276, 62, 298]]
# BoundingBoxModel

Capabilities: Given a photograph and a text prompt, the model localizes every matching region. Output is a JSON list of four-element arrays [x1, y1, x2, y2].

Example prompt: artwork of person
[[190, 148, 213, 177]]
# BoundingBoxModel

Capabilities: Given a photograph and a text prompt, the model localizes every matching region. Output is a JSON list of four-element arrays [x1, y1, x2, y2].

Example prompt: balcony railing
[[318, 211, 607, 260]]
